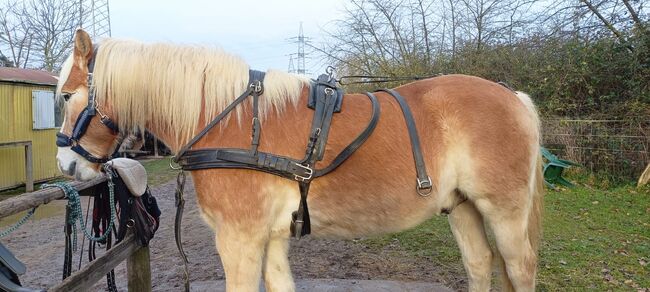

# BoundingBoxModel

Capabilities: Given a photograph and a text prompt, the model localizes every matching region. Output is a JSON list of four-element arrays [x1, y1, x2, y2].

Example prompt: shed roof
[[0, 67, 57, 86]]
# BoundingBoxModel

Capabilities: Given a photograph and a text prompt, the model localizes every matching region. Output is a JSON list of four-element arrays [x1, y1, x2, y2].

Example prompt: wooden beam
[[0, 141, 31, 148], [127, 245, 152, 292], [0, 176, 106, 218], [49, 233, 142, 292]]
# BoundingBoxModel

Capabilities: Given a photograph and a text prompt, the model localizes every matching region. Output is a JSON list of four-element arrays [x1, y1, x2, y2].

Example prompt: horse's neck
[[145, 87, 312, 157]]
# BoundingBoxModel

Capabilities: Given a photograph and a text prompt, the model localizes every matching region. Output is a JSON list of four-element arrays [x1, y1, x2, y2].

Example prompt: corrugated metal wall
[[0, 82, 60, 190]]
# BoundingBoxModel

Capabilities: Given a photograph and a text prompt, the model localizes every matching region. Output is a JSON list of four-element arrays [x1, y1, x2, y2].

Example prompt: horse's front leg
[[262, 231, 295, 292], [214, 224, 268, 292]]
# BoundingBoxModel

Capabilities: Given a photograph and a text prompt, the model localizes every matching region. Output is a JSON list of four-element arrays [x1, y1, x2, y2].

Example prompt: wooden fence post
[[24, 142, 33, 192], [127, 244, 152, 292]]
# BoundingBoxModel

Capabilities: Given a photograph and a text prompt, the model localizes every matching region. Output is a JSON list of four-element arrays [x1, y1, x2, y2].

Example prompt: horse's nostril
[[68, 160, 77, 175]]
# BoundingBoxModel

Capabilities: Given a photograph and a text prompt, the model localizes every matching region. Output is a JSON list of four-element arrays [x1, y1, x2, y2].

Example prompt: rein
[[337, 74, 442, 85]]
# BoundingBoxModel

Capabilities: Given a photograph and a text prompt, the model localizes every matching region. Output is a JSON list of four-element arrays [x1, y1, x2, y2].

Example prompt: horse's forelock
[[56, 54, 75, 101]]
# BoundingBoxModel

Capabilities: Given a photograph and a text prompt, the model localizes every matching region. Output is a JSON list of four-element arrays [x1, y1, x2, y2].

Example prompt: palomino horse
[[56, 29, 543, 292]]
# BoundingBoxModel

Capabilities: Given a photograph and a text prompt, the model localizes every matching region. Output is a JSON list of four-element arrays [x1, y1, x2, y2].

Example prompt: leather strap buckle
[[293, 163, 313, 182]]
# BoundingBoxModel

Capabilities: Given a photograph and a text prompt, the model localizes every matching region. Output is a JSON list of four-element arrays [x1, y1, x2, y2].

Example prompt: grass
[[140, 156, 178, 187], [361, 176, 650, 291]]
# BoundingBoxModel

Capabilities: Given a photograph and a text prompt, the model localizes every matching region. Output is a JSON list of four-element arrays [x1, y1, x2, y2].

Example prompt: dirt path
[[1, 178, 465, 291]]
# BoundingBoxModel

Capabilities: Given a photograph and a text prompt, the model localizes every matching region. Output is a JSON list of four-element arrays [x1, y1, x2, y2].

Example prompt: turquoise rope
[[0, 207, 37, 238], [42, 169, 116, 250], [0, 168, 117, 244]]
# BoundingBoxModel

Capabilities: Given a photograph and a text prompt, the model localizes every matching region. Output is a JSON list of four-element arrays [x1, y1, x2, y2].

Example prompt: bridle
[[56, 47, 121, 164]]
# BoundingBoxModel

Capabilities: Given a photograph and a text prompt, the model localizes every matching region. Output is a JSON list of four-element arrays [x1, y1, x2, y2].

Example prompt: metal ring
[[169, 156, 182, 170], [417, 185, 433, 197]]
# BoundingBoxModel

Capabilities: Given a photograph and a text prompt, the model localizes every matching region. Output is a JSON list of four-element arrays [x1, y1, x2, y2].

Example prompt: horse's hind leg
[[478, 195, 537, 292], [262, 232, 295, 292], [214, 227, 267, 292], [449, 201, 493, 292]]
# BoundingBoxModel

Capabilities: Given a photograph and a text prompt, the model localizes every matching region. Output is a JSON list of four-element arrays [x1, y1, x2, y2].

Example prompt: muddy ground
[[1, 178, 465, 291]]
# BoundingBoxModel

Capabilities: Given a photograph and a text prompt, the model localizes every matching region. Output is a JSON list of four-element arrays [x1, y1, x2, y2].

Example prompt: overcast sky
[[108, 0, 348, 75]]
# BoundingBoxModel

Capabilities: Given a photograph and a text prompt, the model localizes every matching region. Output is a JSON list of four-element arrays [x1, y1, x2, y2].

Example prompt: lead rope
[[42, 170, 117, 250], [174, 170, 190, 292], [0, 207, 36, 238]]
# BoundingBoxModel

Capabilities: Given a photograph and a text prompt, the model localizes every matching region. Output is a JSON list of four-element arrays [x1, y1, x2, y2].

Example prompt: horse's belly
[[307, 179, 442, 238]]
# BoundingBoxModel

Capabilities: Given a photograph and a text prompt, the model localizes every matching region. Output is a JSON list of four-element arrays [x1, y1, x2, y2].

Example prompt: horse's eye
[[62, 93, 71, 101]]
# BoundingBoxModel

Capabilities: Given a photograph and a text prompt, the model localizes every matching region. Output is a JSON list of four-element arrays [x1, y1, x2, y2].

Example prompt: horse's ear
[[74, 29, 93, 61]]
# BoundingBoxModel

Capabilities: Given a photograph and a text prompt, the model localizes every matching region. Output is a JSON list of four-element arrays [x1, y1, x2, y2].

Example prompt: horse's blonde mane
[[86, 38, 308, 145]]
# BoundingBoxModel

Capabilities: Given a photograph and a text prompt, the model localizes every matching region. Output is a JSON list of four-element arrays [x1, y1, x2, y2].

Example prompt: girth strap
[[290, 182, 311, 237], [378, 89, 434, 196]]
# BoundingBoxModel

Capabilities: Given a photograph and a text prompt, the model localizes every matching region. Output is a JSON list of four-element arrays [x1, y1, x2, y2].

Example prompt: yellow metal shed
[[0, 68, 60, 191]]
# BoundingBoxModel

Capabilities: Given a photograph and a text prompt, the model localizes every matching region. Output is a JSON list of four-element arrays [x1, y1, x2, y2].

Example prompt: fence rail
[[0, 177, 151, 292]]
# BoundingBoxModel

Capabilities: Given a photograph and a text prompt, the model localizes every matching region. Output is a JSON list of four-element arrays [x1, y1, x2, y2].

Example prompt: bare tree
[[0, 0, 80, 70], [18, 0, 80, 71], [0, 1, 33, 68]]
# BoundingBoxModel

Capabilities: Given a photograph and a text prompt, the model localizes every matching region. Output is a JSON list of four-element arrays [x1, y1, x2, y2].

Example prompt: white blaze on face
[[55, 55, 101, 181], [56, 146, 101, 181]]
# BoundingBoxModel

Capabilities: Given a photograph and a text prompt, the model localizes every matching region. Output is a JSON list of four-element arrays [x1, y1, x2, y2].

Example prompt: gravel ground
[[1, 177, 464, 291]]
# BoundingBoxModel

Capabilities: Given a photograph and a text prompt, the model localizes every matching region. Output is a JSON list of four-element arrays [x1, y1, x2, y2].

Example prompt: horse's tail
[[528, 152, 544, 254], [498, 91, 544, 291], [516, 91, 544, 253]]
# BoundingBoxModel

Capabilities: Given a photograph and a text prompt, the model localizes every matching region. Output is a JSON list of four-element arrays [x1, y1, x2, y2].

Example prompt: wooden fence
[[0, 176, 151, 292]]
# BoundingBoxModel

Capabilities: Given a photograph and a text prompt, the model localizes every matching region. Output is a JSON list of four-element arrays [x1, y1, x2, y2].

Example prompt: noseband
[[56, 47, 121, 164]]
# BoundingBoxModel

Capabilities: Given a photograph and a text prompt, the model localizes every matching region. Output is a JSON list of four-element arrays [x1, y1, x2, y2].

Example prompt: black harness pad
[[308, 74, 344, 113]]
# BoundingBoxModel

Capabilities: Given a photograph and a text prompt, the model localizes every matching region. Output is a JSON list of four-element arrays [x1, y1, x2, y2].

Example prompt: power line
[[287, 22, 310, 75], [288, 55, 295, 73], [79, 0, 112, 40]]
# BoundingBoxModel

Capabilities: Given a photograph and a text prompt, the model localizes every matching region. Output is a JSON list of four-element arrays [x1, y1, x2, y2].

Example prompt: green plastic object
[[541, 147, 580, 188]]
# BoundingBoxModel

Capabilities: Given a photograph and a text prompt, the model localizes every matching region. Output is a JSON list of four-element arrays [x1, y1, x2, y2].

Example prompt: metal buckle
[[293, 163, 313, 182], [416, 176, 433, 197], [324, 87, 335, 96], [249, 80, 263, 94]]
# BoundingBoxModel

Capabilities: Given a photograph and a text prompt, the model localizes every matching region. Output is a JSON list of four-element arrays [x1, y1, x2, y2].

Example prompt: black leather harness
[[173, 71, 433, 240], [173, 72, 385, 238]]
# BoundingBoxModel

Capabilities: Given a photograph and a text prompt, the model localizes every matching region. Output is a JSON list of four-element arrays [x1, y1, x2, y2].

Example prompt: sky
[[108, 0, 348, 76]]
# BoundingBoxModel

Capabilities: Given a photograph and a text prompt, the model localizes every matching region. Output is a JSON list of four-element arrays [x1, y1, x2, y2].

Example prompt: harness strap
[[290, 182, 311, 237], [174, 171, 190, 292], [174, 86, 255, 161], [378, 89, 434, 196], [314, 92, 380, 177]]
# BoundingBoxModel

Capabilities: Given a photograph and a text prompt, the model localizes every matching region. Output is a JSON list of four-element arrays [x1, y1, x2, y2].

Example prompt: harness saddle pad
[[108, 158, 148, 197]]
